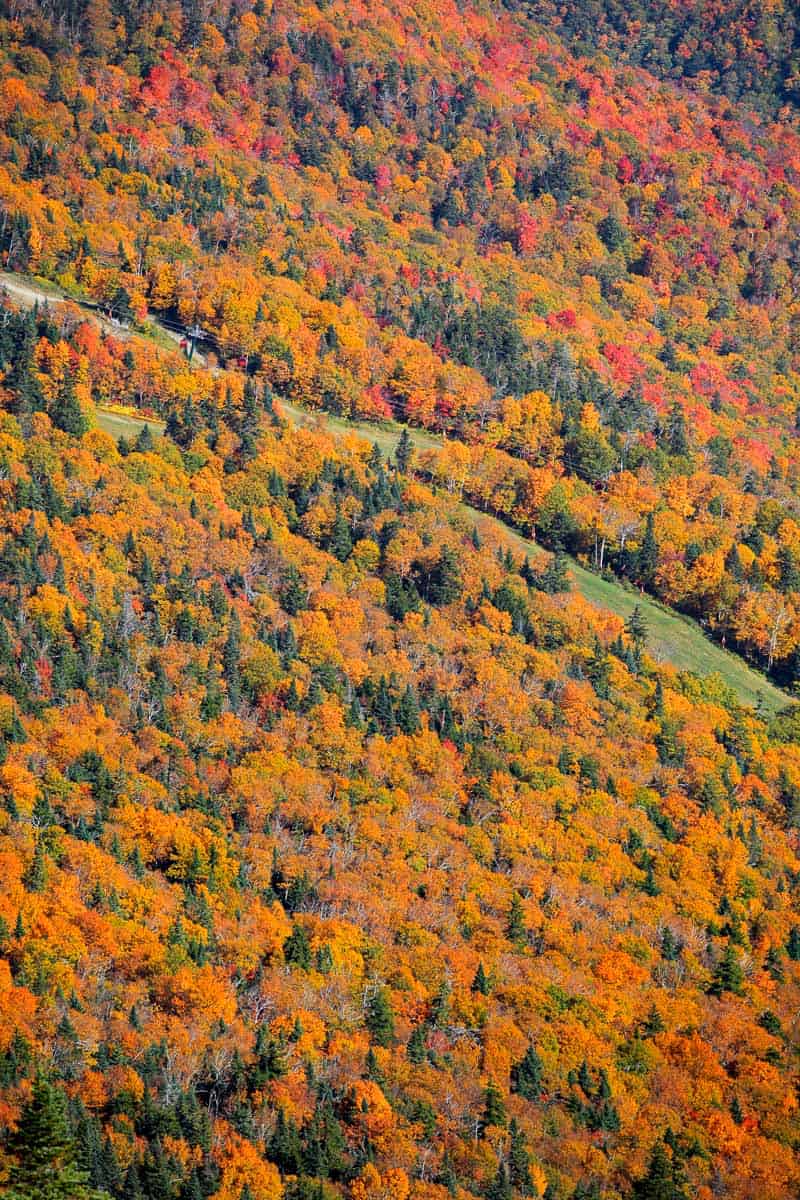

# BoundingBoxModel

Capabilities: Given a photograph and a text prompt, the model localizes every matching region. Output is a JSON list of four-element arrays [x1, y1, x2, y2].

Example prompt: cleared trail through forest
[[0, 271, 790, 713], [278, 400, 789, 712]]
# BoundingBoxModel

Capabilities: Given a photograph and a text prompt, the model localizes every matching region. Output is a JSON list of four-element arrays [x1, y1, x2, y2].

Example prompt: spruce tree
[[663, 402, 689, 457], [407, 1024, 427, 1065], [3, 1073, 104, 1200], [557, 745, 575, 777], [51, 376, 87, 438], [200, 669, 223, 721], [374, 676, 396, 734], [485, 1163, 512, 1200], [508, 1117, 532, 1192], [632, 1136, 689, 1200], [788, 925, 800, 961], [222, 611, 241, 711], [708, 942, 744, 997], [24, 839, 47, 893], [395, 427, 413, 473], [329, 510, 352, 561], [395, 684, 420, 734], [510, 1044, 543, 1100], [641, 1004, 665, 1038], [284, 923, 312, 971], [268, 1108, 303, 1176], [428, 546, 462, 605], [251, 1029, 287, 1086], [626, 604, 648, 649], [301, 1096, 346, 1179], [482, 1080, 507, 1132], [660, 928, 681, 962], [282, 566, 307, 615], [315, 943, 333, 974], [6, 318, 45, 417], [778, 545, 800, 593], [134, 425, 153, 454], [471, 961, 491, 996], [365, 987, 395, 1047], [540, 549, 570, 594], [637, 512, 659, 587]]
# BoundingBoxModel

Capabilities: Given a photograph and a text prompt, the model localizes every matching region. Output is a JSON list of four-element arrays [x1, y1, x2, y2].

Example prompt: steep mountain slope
[[3, 265, 789, 709], [4, 0, 800, 679], [528, 0, 800, 118], [1, 3, 800, 1199], [0, 301, 798, 1200]]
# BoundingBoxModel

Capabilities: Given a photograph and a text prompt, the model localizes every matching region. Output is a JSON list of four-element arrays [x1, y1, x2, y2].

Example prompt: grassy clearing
[[94, 407, 166, 439], [0, 271, 69, 300], [487, 520, 787, 712], [86, 371, 790, 713], [279, 399, 442, 456], [9, 274, 783, 708], [278, 400, 790, 713]]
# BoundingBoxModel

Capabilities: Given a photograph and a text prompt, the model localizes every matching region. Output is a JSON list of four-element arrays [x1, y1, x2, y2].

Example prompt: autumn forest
[[1, 0, 800, 1198]]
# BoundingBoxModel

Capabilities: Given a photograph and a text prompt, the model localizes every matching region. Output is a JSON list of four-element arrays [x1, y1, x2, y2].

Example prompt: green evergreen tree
[[251, 1029, 287, 1086], [660, 928, 681, 962], [540, 549, 570, 594], [764, 945, 784, 983], [787, 925, 800, 961], [663, 402, 689, 457], [365, 987, 395, 1047], [200, 668, 223, 721], [637, 512, 659, 587], [508, 1117, 532, 1193], [482, 1080, 507, 1132], [6, 318, 45, 417], [428, 546, 462, 605], [641, 1004, 665, 1038], [282, 566, 307, 615], [708, 942, 744, 997], [573, 1182, 602, 1200], [430, 979, 451, 1026], [557, 745, 575, 775], [315, 943, 333, 974], [407, 1024, 427, 1065], [396, 684, 420, 734], [778, 544, 800, 593], [284, 923, 312, 971], [24, 839, 48, 893], [395, 428, 413, 473], [121, 1161, 142, 1200], [51, 375, 87, 438], [485, 1163, 512, 1200], [510, 1044, 543, 1101], [632, 1136, 689, 1200], [471, 961, 491, 996], [364, 1046, 383, 1084], [626, 604, 648, 649], [373, 676, 396, 734], [329, 510, 352, 561], [222, 611, 242, 711], [301, 1096, 346, 1179], [2, 1073, 106, 1200], [268, 1108, 303, 1176]]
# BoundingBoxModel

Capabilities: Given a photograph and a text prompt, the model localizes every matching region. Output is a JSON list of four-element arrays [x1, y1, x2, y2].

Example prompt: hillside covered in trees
[[1, 1, 800, 1198], [4, 0, 800, 680]]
